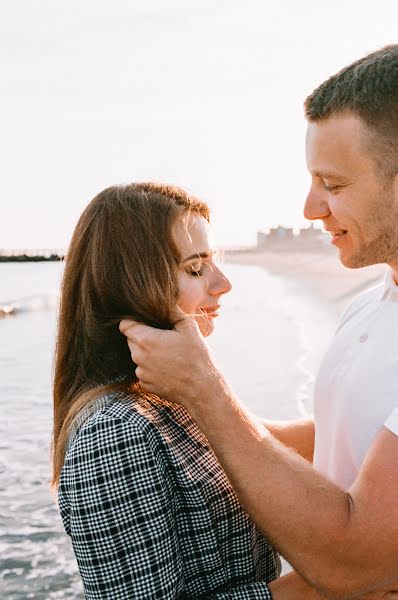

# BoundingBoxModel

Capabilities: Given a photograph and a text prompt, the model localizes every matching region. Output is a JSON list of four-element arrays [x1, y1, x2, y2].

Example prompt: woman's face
[[174, 213, 232, 337]]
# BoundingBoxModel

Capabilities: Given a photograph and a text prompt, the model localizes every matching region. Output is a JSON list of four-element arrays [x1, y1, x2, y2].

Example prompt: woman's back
[[59, 391, 279, 598]]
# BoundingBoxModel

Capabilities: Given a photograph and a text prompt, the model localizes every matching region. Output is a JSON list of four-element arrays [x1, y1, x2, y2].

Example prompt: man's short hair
[[304, 45, 398, 177]]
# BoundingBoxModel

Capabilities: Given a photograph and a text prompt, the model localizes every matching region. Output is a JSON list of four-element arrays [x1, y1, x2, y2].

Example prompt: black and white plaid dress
[[58, 391, 279, 598]]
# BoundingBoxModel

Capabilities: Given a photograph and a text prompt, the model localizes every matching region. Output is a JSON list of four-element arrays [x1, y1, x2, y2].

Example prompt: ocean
[[0, 261, 337, 598]]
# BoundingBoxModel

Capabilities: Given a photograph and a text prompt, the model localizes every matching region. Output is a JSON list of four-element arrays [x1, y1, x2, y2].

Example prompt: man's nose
[[304, 183, 330, 221]]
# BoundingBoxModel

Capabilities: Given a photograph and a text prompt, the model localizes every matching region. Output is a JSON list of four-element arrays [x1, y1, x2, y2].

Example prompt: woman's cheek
[[177, 277, 203, 316]]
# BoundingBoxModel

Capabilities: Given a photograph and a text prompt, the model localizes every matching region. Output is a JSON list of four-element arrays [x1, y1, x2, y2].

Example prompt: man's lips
[[325, 229, 348, 244]]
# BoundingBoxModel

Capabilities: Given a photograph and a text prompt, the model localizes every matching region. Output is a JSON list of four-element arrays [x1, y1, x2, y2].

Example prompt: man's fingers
[[173, 309, 201, 334], [139, 381, 156, 395], [119, 319, 140, 336], [120, 320, 153, 346], [172, 306, 188, 323], [172, 307, 200, 333], [121, 313, 199, 341], [127, 340, 144, 365], [135, 365, 146, 381]]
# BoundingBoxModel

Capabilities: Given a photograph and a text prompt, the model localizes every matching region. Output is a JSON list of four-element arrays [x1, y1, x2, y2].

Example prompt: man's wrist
[[185, 367, 236, 422]]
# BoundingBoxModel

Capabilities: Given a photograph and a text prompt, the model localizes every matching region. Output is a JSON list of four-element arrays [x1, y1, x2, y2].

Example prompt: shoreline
[[0, 255, 63, 263]]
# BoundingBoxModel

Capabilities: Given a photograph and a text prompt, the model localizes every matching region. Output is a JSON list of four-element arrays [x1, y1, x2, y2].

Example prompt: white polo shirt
[[313, 268, 398, 490]]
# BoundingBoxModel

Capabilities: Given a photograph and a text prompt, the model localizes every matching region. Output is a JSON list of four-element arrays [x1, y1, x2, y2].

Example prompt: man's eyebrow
[[181, 251, 211, 263], [312, 169, 344, 179]]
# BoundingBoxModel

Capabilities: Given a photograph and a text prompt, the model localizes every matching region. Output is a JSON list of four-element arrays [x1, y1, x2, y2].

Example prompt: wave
[[0, 293, 59, 317]]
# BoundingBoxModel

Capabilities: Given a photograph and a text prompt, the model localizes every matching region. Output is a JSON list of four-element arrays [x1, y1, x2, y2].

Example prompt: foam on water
[[0, 294, 59, 317], [0, 262, 62, 318], [0, 261, 337, 597]]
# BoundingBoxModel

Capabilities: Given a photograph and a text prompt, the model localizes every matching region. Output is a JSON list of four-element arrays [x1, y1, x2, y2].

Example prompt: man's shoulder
[[336, 280, 384, 332], [385, 406, 398, 437]]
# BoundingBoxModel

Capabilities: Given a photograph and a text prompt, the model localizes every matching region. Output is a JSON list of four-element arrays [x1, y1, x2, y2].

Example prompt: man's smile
[[325, 228, 348, 244]]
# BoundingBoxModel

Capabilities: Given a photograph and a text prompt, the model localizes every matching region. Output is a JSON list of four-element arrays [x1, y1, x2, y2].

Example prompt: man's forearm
[[188, 375, 360, 598], [269, 572, 395, 600], [269, 571, 329, 599], [262, 418, 315, 462]]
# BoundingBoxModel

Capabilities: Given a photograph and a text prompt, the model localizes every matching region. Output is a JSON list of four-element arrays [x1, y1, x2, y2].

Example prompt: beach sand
[[225, 248, 386, 319]]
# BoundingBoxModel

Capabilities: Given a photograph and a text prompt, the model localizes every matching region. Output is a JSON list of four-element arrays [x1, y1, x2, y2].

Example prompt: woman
[[52, 182, 280, 598]]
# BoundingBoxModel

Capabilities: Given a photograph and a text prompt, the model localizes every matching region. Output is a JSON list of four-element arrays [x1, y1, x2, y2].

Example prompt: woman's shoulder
[[59, 391, 177, 510], [65, 388, 206, 464], [67, 390, 161, 450]]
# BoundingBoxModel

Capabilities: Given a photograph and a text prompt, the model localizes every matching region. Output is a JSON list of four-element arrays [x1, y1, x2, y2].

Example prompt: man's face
[[305, 114, 398, 269]]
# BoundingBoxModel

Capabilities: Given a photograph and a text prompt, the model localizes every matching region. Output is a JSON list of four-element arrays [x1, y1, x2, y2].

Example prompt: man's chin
[[338, 251, 361, 269], [338, 249, 378, 269]]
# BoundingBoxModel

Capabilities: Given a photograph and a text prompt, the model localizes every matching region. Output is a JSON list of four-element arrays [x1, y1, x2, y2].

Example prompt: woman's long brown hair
[[52, 182, 209, 487]]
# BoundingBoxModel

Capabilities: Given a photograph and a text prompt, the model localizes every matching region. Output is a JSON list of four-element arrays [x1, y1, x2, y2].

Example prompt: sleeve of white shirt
[[384, 406, 398, 436]]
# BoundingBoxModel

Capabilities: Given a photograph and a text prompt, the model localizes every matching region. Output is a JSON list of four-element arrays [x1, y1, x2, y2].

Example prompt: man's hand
[[119, 313, 222, 405]]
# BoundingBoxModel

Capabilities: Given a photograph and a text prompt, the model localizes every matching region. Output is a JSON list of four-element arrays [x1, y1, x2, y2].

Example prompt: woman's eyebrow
[[182, 251, 211, 263]]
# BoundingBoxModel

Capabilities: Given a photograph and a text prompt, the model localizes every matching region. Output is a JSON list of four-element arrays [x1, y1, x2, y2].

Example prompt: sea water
[[0, 261, 337, 598]]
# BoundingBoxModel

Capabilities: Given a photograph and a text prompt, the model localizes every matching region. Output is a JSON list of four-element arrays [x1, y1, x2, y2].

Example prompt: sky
[[1, 0, 398, 251]]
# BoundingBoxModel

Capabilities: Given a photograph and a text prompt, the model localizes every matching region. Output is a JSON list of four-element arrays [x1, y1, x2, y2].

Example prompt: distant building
[[257, 226, 294, 248], [257, 224, 330, 251]]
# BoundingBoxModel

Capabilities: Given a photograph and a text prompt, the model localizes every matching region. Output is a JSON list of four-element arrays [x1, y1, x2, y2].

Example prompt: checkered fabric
[[59, 391, 279, 599]]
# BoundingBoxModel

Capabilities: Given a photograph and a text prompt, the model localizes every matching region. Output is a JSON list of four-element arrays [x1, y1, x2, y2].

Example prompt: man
[[121, 45, 398, 598]]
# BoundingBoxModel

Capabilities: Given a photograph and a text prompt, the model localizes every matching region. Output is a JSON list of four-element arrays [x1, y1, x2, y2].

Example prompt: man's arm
[[119, 318, 398, 599], [262, 418, 315, 462], [269, 571, 395, 600], [187, 385, 398, 599], [269, 571, 327, 600]]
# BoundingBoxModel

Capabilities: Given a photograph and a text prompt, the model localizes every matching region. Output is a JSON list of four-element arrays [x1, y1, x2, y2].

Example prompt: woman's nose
[[209, 264, 232, 295]]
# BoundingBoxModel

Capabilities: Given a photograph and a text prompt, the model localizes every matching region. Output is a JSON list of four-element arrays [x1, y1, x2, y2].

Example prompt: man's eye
[[323, 182, 340, 192]]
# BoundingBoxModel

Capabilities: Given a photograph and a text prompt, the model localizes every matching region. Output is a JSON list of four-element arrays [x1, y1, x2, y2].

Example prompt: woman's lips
[[200, 306, 220, 317]]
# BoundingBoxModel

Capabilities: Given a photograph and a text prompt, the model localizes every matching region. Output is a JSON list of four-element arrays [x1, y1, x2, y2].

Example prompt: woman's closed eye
[[186, 263, 204, 276]]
